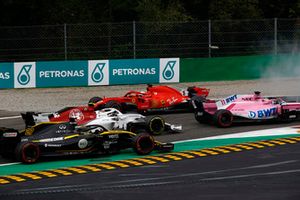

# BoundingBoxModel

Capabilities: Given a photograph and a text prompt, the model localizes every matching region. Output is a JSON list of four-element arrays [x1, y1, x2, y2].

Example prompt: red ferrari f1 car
[[88, 84, 209, 113], [22, 85, 209, 127]]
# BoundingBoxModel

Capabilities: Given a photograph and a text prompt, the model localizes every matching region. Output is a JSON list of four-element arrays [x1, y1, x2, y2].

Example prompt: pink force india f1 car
[[192, 91, 300, 127]]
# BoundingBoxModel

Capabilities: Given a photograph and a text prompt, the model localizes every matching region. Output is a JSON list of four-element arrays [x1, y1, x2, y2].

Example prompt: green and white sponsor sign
[[14, 62, 36, 88], [36, 61, 87, 87], [109, 59, 159, 85], [0, 63, 13, 89], [88, 60, 109, 86], [0, 58, 179, 89]]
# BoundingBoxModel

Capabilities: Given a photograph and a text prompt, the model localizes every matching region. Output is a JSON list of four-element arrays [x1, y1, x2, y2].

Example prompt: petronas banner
[[0, 58, 180, 88]]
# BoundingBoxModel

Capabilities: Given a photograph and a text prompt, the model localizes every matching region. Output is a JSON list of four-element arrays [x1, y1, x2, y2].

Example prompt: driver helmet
[[254, 91, 261, 100]]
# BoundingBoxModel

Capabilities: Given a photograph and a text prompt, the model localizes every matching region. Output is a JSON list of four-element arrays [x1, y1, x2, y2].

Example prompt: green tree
[[208, 0, 263, 20], [135, 0, 192, 22]]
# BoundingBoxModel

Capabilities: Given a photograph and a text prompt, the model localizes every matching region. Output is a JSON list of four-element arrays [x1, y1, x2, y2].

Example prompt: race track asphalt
[[0, 138, 299, 200]]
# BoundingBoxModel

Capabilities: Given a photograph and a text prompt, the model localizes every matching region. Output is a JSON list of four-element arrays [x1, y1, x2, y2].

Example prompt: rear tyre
[[88, 96, 103, 104], [15, 142, 40, 163], [213, 109, 233, 128], [133, 134, 155, 155], [104, 100, 122, 111], [146, 116, 165, 135], [127, 123, 142, 134]]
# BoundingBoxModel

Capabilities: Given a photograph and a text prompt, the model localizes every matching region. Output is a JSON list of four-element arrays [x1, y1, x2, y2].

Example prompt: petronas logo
[[91, 63, 105, 83], [162, 60, 176, 80], [17, 65, 32, 85]]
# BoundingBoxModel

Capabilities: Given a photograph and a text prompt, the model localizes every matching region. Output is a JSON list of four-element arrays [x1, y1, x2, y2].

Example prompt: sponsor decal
[[92, 63, 105, 82], [248, 107, 277, 118], [221, 94, 238, 105], [39, 70, 84, 78], [56, 130, 68, 134], [39, 137, 64, 142], [112, 68, 156, 76], [14, 62, 36, 88], [159, 58, 179, 83], [3, 132, 18, 137], [242, 97, 252, 101], [110, 59, 159, 85], [45, 143, 62, 147], [162, 60, 176, 80], [59, 124, 67, 130], [0, 72, 10, 80], [88, 60, 109, 86], [0, 63, 13, 89], [166, 97, 178, 105], [17, 65, 32, 85], [108, 134, 119, 139], [78, 139, 88, 149], [36, 61, 87, 87], [69, 109, 84, 122]]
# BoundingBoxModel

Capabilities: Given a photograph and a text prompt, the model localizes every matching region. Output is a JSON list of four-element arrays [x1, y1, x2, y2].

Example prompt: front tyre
[[146, 116, 165, 135], [88, 96, 103, 104], [15, 142, 40, 163], [213, 109, 233, 128], [133, 134, 155, 155], [104, 100, 123, 111]]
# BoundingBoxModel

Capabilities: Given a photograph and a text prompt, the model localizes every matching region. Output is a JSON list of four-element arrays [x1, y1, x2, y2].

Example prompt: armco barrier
[[180, 54, 300, 82], [0, 58, 179, 89]]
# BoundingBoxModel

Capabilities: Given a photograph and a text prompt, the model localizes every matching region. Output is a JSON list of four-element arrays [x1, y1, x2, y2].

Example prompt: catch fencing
[[0, 18, 300, 62]]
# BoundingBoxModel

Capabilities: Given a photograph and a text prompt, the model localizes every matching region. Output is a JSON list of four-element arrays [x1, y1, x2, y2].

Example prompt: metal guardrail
[[0, 18, 300, 62]]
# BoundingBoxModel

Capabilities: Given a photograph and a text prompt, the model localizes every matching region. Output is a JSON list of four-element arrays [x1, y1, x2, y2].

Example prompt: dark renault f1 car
[[0, 119, 174, 163]]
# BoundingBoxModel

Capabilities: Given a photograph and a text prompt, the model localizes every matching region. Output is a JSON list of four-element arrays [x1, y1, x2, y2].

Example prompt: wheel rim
[[136, 136, 154, 154], [22, 144, 39, 163], [150, 118, 164, 134], [219, 113, 232, 126]]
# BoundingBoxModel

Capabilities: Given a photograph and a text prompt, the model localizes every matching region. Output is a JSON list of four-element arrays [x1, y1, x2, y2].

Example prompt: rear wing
[[21, 112, 36, 128], [21, 112, 51, 128]]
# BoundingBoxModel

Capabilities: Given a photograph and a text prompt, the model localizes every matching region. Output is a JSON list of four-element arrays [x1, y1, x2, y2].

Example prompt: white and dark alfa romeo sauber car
[[22, 108, 182, 135]]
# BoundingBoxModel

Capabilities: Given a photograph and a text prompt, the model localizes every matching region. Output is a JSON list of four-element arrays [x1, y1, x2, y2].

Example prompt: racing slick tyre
[[104, 100, 123, 111], [88, 96, 103, 104], [213, 109, 233, 128], [146, 116, 165, 135], [15, 142, 40, 163], [133, 133, 155, 155], [127, 123, 143, 134]]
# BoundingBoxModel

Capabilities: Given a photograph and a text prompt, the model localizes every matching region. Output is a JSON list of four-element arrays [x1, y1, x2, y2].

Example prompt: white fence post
[[274, 18, 278, 55], [208, 19, 211, 58]]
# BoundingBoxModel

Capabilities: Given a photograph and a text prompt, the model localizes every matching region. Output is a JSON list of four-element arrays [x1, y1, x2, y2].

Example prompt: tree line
[[1, 0, 300, 26]]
